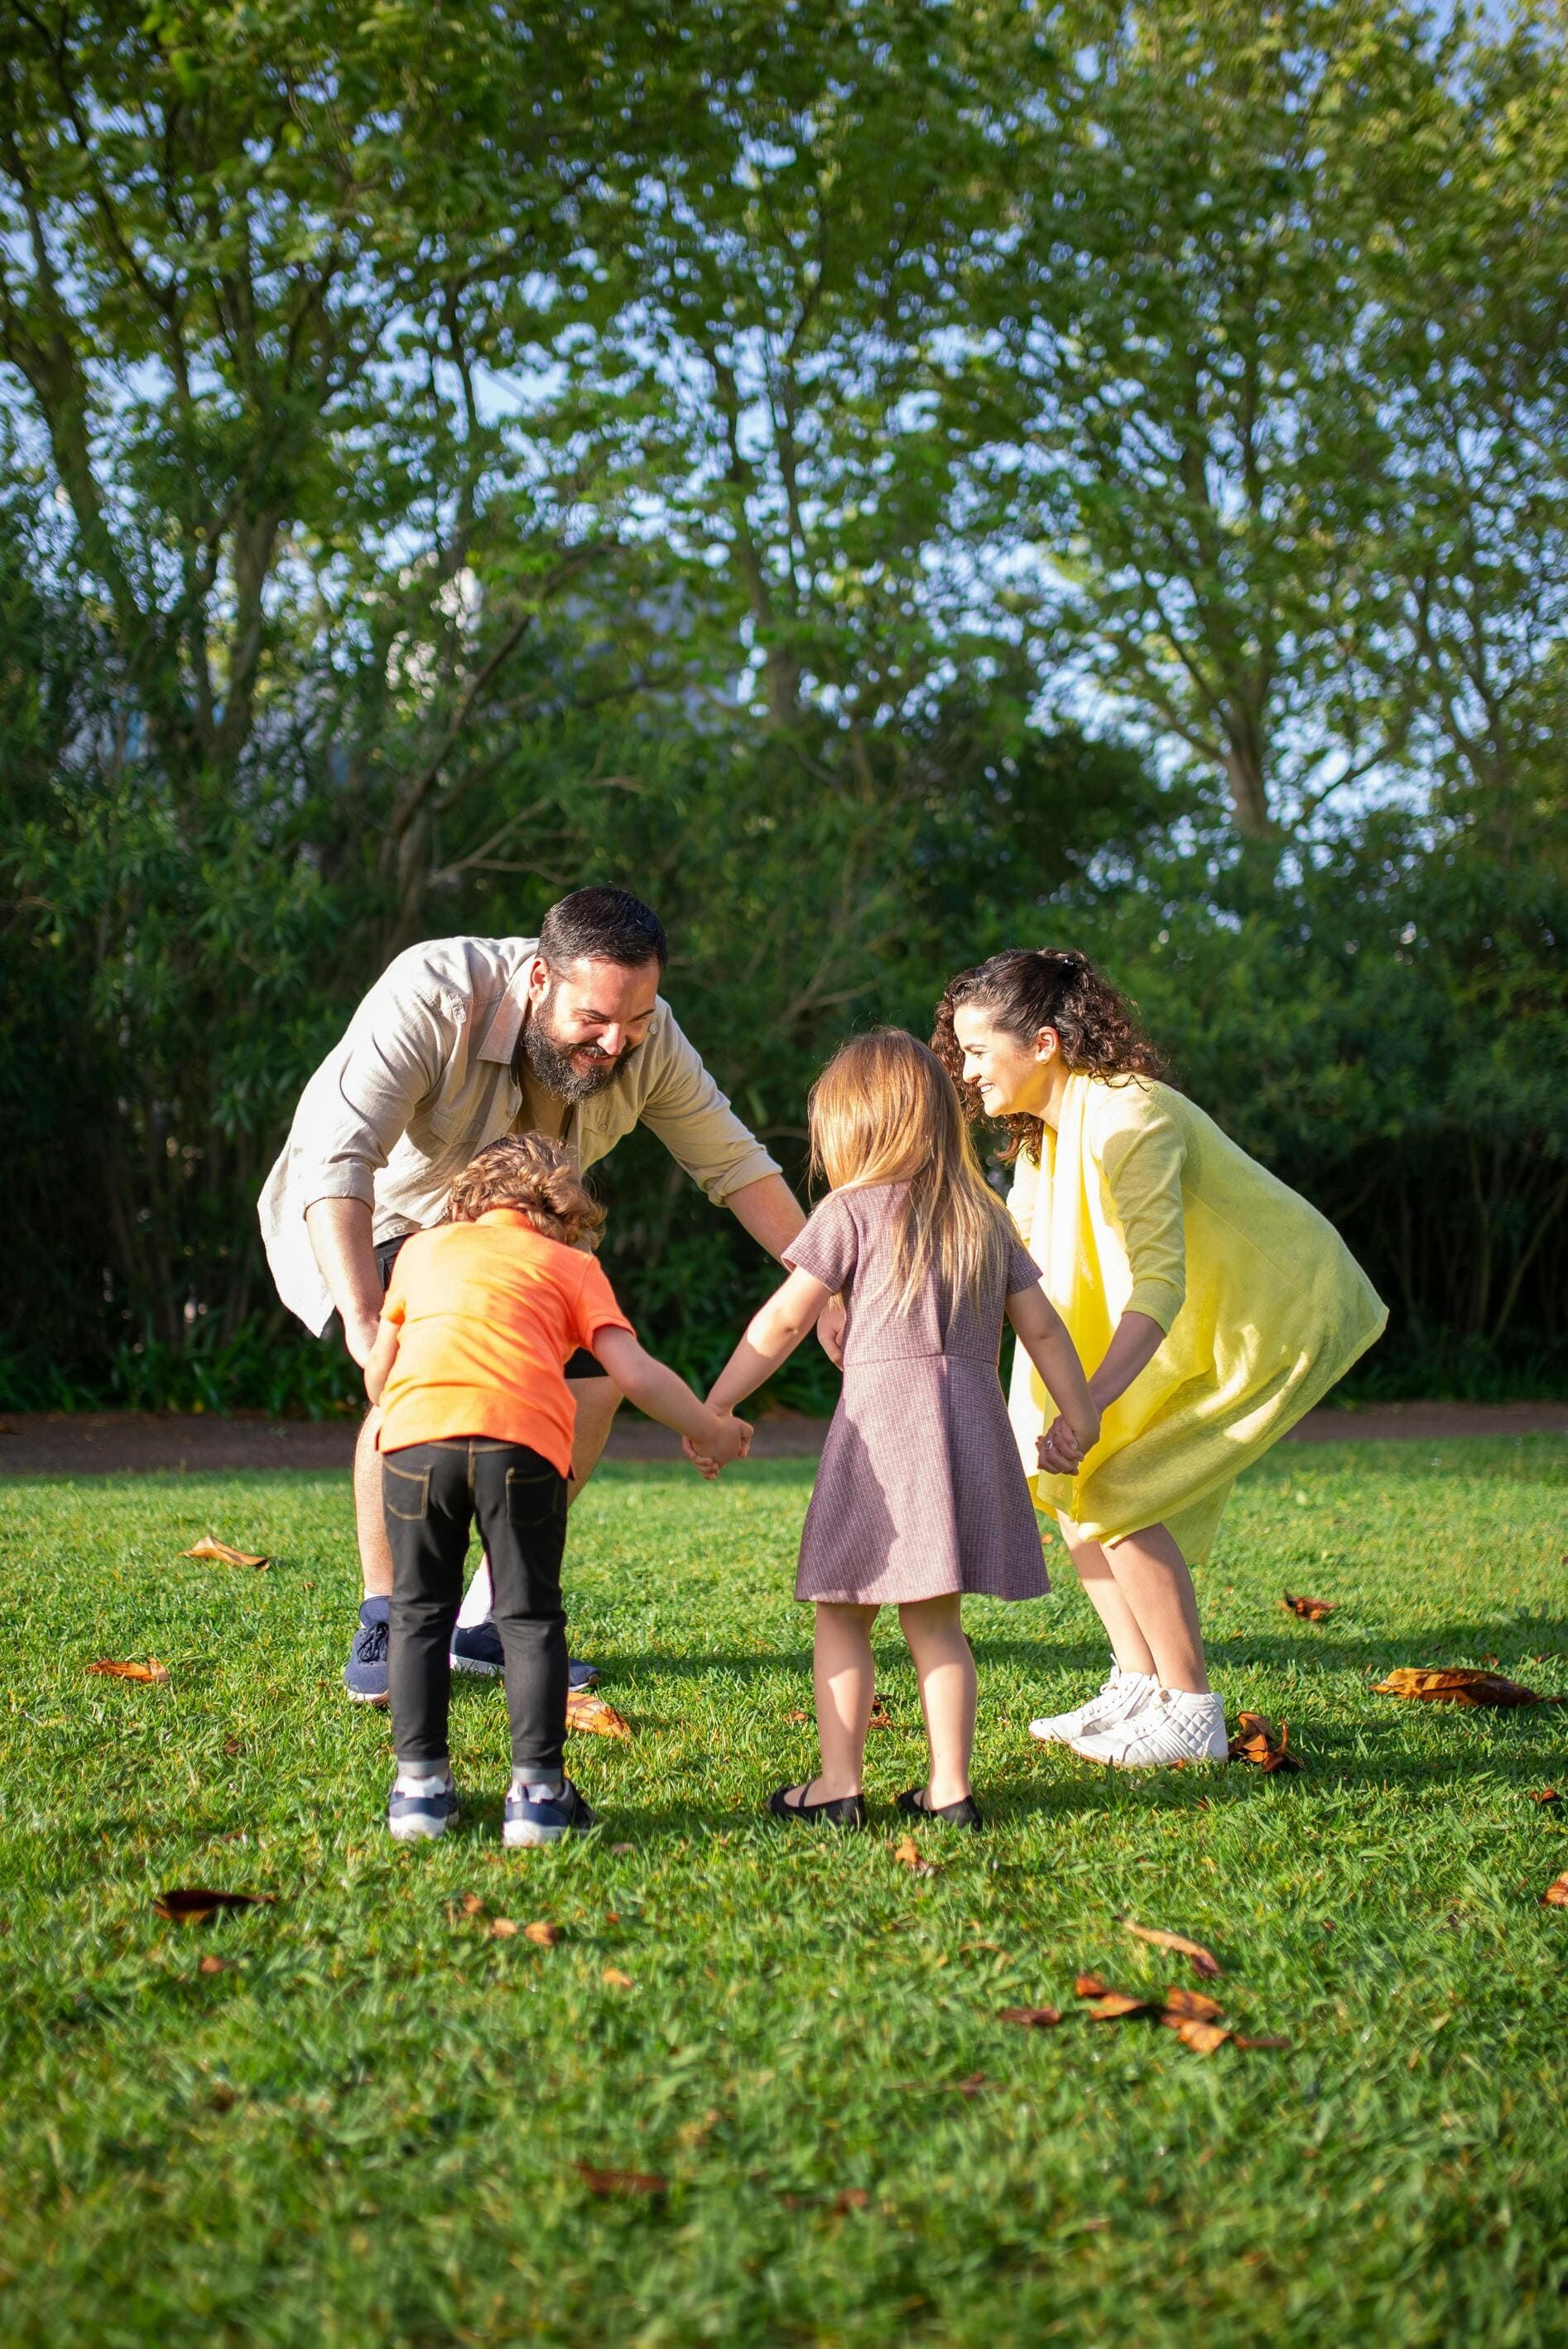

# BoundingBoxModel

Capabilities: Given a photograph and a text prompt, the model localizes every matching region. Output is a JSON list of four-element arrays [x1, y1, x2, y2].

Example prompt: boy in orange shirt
[[364, 1134, 750, 1845]]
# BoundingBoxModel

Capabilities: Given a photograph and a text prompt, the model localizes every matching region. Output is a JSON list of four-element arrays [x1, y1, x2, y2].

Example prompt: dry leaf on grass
[[490, 1918, 519, 1939], [524, 1921, 560, 1947], [1169, 2018, 1232, 2054], [197, 1954, 230, 1976], [1228, 1711, 1304, 1772], [1116, 1917, 1223, 1979], [1373, 1666, 1566, 1708], [89, 1658, 170, 1685], [1281, 1591, 1337, 1621], [891, 1835, 940, 1876], [999, 2005, 1064, 2029], [566, 1688, 632, 1740], [1162, 1986, 1225, 2024], [785, 1707, 810, 1724], [1529, 1788, 1561, 1806], [460, 1892, 487, 1918], [182, 1536, 269, 1570], [575, 2161, 666, 2198], [153, 1888, 272, 1924], [1542, 1875, 1568, 1909], [868, 1692, 892, 1729], [1075, 1971, 1109, 1998], [602, 1966, 634, 1989]]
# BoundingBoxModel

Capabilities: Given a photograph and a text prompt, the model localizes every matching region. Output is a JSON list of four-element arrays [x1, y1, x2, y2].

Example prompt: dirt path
[[0, 1400, 1563, 1475]]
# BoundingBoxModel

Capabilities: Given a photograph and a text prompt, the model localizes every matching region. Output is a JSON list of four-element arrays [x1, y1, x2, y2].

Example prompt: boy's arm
[[589, 1326, 751, 1465], [705, 1267, 832, 1416], [363, 1313, 402, 1406], [1007, 1284, 1101, 1465]]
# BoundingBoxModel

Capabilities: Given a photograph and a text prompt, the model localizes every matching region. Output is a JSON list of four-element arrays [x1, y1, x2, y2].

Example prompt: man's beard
[[519, 994, 640, 1103]]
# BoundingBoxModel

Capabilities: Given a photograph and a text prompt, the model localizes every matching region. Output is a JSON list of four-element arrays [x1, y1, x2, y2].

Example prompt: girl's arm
[[363, 1313, 401, 1406], [1007, 1284, 1101, 1466], [589, 1326, 751, 1466], [706, 1267, 834, 1416]]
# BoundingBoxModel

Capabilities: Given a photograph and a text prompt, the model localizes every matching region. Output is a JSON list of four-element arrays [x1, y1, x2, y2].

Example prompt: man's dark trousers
[[383, 1437, 569, 1774]]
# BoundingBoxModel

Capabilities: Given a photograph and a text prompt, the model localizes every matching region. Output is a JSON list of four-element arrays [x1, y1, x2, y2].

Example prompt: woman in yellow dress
[[933, 948, 1386, 1769]]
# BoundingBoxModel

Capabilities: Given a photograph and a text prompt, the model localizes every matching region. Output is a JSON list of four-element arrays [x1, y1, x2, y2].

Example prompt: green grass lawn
[[2, 1440, 1566, 2348]]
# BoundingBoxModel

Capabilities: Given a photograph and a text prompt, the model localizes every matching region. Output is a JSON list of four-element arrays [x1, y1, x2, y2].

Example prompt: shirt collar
[[474, 1208, 542, 1231], [477, 981, 528, 1067]]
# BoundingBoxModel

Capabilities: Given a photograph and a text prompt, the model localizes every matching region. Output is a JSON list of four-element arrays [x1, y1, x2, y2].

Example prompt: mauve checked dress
[[786, 1182, 1051, 1605]]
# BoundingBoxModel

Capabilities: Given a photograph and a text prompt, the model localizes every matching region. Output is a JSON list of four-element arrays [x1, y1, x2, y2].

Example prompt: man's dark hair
[[537, 886, 667, 974]]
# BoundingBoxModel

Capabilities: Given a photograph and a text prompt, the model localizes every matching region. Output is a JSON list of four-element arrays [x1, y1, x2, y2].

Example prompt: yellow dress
[[1008, 1074, 1387, 1562]]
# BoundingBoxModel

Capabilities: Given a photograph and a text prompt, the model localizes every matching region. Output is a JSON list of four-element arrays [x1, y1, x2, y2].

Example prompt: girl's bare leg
[[898, 1594, 978, 1808], [1102, 1521, 1210, 1692], [1056, 1512, 1157, 1678], [802, 1602, 879, 1802]]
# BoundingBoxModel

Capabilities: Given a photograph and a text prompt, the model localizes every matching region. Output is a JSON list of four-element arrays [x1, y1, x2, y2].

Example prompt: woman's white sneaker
[[1070, 1687, 1228, 1767], [1028, 1668, 1157, 1745]]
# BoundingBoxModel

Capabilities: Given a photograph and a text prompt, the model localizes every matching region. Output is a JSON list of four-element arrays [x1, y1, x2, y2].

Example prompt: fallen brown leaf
[[89, 1658, 170, 1685], [1117, 1917, 1224, 1979], [1082, 1990, 1155, 2021], [952, 2073, 991, 2096], [1282, 1591, 1337, 1622], [602, 1966, 634, 1989], [575, 2162, 666, 2198], [868, 1692, 892, 1729], [1529, 1788, 1562, 1806], [1162, 1986, 1225, 2025], [1170, 2018, 1232, 2054], [460, 1893, 487, 1918], [490, 1918, 519, 1939], [183, 1535, 269, 1570], [1227, 1711, 1304, 1772], [567, 1688, 632, 1740], [153, 1888, 272, 1924], [1074, 1971, 1109, 1998], [1373, 1667, 1566, 1708], [891, 1835, 939, 1875], [222, 1736, 242, 1758], [785, 1707, 810, 1724], [523, 1921, 560, 1947], [998, 2004, 1064, 2029], [197, 1954, 230, 1976], [1231, 2033, 1291, 2049], [1542, 1874, 1568, 1909]]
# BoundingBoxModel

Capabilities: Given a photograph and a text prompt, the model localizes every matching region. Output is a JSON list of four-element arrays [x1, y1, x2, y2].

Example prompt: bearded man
[[261, 886, 840, 1702]]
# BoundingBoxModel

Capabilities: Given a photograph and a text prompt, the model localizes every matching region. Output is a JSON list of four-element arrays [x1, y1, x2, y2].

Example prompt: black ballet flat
[[767, 1783, 868, 1830], [896, 1784, 984, 1831]]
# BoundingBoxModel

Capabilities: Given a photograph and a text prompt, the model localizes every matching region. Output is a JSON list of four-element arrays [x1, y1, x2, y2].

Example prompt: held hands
[[682, 1409, 753, 1481], [1037, 1412, 1096, 1479]]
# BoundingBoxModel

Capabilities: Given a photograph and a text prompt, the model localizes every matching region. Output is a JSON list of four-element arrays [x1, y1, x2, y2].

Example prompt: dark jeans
[[383, 1437, 570, 1774]]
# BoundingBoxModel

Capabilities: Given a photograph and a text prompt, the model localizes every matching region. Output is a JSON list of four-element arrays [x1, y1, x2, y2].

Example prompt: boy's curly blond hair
[[444, 1134, 606, 1248]]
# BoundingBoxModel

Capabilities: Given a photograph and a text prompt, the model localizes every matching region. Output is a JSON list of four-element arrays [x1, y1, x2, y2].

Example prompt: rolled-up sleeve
[[639, 1011, 782, 1203], [292, 978, 455, 1211], [1099, 1114, 1187, 1333]]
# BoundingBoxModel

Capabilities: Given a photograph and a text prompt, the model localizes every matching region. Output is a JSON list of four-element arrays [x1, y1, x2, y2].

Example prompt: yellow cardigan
[[1008, 1075, 1386, 1561]]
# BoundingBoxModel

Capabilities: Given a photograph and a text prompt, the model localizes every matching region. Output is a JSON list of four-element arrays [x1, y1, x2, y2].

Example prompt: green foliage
[[1, 0, 1564, 1408]]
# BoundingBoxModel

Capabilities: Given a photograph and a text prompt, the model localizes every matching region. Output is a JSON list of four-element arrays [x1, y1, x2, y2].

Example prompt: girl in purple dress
[[700, 1030, 1099, 1829]]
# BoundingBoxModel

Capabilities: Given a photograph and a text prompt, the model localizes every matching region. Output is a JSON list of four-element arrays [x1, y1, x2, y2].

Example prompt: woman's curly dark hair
[[931, 948, 1171, 1165]]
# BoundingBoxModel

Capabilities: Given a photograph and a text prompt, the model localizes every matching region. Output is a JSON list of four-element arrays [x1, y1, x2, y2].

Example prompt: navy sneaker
[[503, 1775, 596, 1847], [344, 1597, 391, 1705], [450, 1620, 599, 1691], [387, 1769, 459, 1842]]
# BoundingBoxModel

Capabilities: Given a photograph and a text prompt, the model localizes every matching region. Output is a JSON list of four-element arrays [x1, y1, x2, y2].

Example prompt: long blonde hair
[[809, 1028, 1012, 1312]]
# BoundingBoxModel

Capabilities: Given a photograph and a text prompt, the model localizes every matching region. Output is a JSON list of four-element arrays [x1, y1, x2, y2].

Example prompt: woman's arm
[[1087, 1308, 1166, 1413], [590, 1326, 751, 1466], [363, 1313, 401, 1406], [1008, 1285, 1100, 1461], [706, 1267, 833, 1416]]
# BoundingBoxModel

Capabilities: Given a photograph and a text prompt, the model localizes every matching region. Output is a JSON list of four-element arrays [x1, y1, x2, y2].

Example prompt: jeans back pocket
[[384, 1461, 431, 1521], [506, 1466, 563, 1530]]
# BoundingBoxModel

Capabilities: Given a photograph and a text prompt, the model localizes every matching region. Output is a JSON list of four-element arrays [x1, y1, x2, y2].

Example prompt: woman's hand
[[815, 1293, 847, 1366], [1037, 1417, 1085, 1478]]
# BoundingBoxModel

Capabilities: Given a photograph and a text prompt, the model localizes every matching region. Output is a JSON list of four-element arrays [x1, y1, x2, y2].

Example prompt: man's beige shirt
[[259, 934, 781, 1334]]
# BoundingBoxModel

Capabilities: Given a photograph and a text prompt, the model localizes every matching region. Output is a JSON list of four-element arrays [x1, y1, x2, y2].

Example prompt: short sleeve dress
[[786, 1182, 1050, 1606]]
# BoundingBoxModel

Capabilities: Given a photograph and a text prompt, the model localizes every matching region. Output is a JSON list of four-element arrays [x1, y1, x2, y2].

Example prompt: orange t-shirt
[[375, 1210, 634, 1474]]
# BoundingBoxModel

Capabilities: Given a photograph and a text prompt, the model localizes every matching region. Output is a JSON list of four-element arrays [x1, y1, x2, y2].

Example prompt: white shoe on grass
[[1029, 1668, 1157, 1745], [1070, 1687, 1228, 1767], [387, 1769, 459, 1840]]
